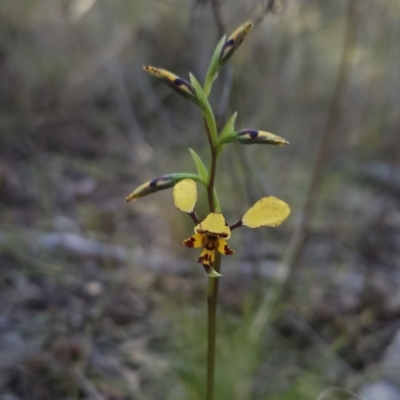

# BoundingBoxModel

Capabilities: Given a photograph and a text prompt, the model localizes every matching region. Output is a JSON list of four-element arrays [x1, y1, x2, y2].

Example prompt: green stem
[[205, 118, 220, 400], [206, 254, 220, 400], [204, 119, 218, 212], [207, 147, 217, 212]]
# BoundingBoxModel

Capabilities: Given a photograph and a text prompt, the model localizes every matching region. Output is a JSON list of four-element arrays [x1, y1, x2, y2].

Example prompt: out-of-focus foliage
[[1, 0, 400, 399]]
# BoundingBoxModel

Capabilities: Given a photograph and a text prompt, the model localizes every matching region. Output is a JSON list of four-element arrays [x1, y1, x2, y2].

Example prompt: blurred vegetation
[[1, 0, 400, 399]]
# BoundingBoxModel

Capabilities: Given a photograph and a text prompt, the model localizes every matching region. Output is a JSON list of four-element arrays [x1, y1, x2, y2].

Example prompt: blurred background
[[1, 0, 400, 399]]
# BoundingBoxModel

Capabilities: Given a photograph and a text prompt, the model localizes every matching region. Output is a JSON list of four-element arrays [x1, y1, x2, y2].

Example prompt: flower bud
[[236, 129, 289, 146], [143, 66, 197, 102], [219, 21, 253, 65], [126, 173, 199, 202]]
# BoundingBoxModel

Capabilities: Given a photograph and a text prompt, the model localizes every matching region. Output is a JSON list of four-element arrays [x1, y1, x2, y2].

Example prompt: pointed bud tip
[[219, 21, 254, 64]]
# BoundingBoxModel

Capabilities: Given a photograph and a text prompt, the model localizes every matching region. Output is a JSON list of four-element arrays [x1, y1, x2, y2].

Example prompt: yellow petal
[[195, 213, 231, 239], [173, 179, 198, 213], [217, 238, 235, 255], [242, 197, 290, 228], [182, 233, 204, 248], [198, 247, 216, 267]]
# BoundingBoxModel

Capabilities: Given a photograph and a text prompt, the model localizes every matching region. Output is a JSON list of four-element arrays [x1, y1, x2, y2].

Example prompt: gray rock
[[0, 394, 23, 400], [362, 162, 400, 191], [37, 232, 129, 263], [381, 329, 400, 384], [358, 381, 400, 400], [0, 333, 26, 368]]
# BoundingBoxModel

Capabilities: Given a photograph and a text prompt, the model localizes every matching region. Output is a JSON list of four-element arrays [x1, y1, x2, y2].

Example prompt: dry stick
[[281, 0, 359, 296], [253, 0, 277, 26]]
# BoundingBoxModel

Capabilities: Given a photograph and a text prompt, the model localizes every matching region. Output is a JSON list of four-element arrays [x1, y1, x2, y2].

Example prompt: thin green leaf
[[189, 148, 208, 184], [219, 111, 237, 142], [204, 35, 226, 97], [189, 73, 218, 145]]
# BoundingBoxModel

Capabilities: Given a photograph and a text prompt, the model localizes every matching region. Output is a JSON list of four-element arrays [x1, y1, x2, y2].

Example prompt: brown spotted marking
[[204, 237, 216, 250], [224, 245, 234, 255], [183, 237, 196, 248], [198, 251, 215, 267]]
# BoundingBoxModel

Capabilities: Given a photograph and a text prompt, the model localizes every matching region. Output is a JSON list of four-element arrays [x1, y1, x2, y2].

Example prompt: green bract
[[204, 35, 226, 97], [189, 73, 218, 146], [189, 148, 208, 184]]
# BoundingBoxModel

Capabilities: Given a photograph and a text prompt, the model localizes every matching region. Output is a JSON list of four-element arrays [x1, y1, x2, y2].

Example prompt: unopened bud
[[236, 129, 289, 146], [126, 173, 199, 202], [143, 66, 197, 102], [219, 22, 253, 65]]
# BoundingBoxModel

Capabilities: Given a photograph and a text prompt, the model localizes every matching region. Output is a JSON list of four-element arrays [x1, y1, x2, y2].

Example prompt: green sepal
[[189, 148, 208, 184], [208, 268, 222, 278], [189, 73, 218, 145], [204, 35, 226, 97], [204, 264, 222, 277], [126, 172, 201, 202]]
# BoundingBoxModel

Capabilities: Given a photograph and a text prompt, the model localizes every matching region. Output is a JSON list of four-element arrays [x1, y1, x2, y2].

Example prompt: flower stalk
[[206, 259, 220, 400], [205, 107, 220, 400]]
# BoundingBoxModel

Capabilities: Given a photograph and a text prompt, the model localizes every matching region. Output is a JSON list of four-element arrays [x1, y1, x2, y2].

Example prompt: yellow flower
[[183, 212, 234, 268], [173, 179, 290, 272]]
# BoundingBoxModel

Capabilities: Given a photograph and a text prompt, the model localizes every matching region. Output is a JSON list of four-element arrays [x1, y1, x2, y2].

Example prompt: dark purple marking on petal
[[149, 175, 173, 187], [174, 78, 195, 94], [238, 129, 258, 139], [220, 39, 235, 59], [204, 238, 216, 250]]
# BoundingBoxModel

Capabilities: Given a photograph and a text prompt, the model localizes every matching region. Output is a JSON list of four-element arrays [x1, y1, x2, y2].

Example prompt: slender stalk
[[204, 120, 217, 212], [205, 118, 220, 400], [206, 254, 220, 400], [207, 147, 217, 212]]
